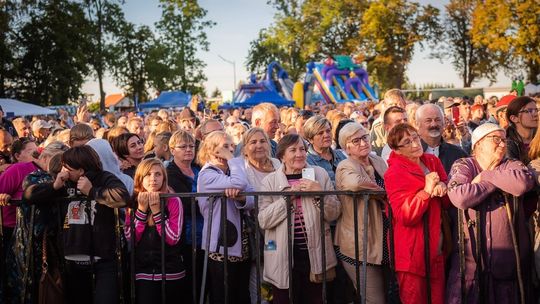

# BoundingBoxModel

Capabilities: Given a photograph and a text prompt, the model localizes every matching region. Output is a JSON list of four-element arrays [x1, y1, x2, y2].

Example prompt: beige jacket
[[258, 164, 341, 289], [334, 154, 387, 265]]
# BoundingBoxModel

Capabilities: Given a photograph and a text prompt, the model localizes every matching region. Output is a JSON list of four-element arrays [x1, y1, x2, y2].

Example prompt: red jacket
[[384, 151, 449, 278]]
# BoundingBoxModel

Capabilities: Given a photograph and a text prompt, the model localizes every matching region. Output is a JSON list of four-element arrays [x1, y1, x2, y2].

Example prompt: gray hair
[[303, 115, 331, 141], [415, 103, 444, 124], [338, 122, 366, 150]]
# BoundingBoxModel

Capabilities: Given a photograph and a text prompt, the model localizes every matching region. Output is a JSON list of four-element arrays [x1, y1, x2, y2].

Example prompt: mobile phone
[[302, 168, 315, 181], [452, 107, 460, 125]]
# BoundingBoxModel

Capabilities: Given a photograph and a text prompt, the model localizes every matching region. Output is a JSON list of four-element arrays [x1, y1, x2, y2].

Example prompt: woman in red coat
[[384, 123, 450, 304]]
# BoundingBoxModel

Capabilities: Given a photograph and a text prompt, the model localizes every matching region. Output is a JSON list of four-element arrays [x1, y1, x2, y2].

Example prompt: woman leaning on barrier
[[197, 131, 254, 304], [446, 123, 535, 304], [384, 123, 450, 304], [334, 122, 387, 303], [258, 134, 341, 304], [236, 127, 281, 304]]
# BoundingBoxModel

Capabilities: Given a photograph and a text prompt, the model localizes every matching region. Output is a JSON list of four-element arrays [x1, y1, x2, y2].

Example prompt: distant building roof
[[105, 94, 125, 107]]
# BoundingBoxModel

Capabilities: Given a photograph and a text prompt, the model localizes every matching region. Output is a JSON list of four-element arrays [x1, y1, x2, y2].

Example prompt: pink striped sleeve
[[124, 209, 148, 243], [152, 197, 183, 246]]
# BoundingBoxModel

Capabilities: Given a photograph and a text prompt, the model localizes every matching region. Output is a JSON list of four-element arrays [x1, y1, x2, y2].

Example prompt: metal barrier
[[154, 190, 387, 304], [1, 190, 396, 304]]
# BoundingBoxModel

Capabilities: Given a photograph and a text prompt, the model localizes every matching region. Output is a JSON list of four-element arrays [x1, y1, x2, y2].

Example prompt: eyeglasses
[[519, 108, 540, 115], [174, 144, 195, 151], [349, 134, 370, 146], [485, 135, 506, 145], [397, 134, 421, 148]]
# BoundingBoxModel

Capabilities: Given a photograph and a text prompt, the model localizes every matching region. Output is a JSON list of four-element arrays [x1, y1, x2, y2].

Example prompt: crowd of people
[[0, 88, 539, 304]]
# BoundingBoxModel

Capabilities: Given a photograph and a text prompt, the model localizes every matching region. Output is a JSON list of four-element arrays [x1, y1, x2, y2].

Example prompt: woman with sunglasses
[[334, 122, 388, 303], [384, 123, 450, 304]]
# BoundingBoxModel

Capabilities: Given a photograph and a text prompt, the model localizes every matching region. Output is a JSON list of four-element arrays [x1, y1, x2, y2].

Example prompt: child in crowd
[[125, 158, 184, 303]]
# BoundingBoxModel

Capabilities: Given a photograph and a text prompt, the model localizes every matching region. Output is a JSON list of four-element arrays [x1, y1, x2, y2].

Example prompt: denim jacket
[[306, 145, 347, 184]]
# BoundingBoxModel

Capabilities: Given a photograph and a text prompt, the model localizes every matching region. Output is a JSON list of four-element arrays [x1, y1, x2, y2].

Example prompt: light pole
[[218, 54, 237, 91]]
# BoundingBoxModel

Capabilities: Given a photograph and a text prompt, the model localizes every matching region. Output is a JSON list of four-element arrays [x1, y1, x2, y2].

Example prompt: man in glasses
[[416, 103, 468, 174]]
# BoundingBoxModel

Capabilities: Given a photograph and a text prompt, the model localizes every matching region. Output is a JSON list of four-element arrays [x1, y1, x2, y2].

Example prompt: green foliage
[[149, 0, 215, 95], [109, 22, 154, 101], [82, 0, 126, 110], [11, 0, 91, 105], [471, 0, 540, 83], [210, 87, 221, 98], [430, 0, 499, 87], [403, 82, 455, 100], [359, 0, 441, 90]]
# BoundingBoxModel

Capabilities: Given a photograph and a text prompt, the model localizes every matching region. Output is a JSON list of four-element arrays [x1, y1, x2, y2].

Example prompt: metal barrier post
[[190, 197, 197, 304], [221, 196, 229, 304], [285, 195, 294, 303], [319, 195, 327, 304], [352, 195, 361, 299], [161, 196, 166, 303], [114, 208, 124, 304], [129, 208, 136, 304], [362, 194, 369, 304], [254, 195, 262, 304]]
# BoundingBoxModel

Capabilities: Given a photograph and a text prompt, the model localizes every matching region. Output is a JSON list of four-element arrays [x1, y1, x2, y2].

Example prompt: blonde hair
[[241, 127, 270, 158], [169, 130, 195, 149], [133, 158, 169, 194], [303, 115, 331, 141], [144, 131, 156, 153], [197, 131, 230, 165], [107, 126, 128, 142], [156, 120, 178, 133], [281, 108, 299, 128]]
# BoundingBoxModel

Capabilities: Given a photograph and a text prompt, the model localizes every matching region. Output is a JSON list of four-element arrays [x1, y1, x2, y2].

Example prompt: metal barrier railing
[[156, 190, 387, 304], [1, 190, 394, 304]]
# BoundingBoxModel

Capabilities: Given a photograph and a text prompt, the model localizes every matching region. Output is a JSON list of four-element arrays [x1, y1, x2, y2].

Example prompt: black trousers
[[179, 245, 206, 304], [207, 258, 250, 304], [65, 259, 118, 304], [136, 279, 183, 304]]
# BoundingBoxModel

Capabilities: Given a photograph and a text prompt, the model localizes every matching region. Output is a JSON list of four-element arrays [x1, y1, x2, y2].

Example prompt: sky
[[82, 0, 512, 100]]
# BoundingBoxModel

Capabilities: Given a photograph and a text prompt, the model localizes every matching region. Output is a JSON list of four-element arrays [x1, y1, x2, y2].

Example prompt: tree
[[471, 0, 540, 83], [0, 1, 18, 98], [359, 0, 440, 90], [431, 0, 499, 87], [150, 0, 215, 95], [82, 0, 125, 111], [210, 87, 221, 98], [109, 22, 154, 101], [13, 0, 91, 105]]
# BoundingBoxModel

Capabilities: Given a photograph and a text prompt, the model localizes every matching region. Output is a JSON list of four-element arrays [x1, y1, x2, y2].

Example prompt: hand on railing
[[0, 193, 11, 206], [224, 188, 245, 202]]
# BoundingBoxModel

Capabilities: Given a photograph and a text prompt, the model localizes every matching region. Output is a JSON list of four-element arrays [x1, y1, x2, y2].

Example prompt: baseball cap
[[32, 119, 53, 132]]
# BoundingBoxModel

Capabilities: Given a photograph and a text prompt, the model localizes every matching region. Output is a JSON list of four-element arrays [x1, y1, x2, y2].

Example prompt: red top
[[384, 151, 450, 278]]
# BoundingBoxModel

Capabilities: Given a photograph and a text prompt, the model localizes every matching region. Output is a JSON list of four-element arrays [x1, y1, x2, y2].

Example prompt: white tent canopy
[[0, 98, 56, 116]]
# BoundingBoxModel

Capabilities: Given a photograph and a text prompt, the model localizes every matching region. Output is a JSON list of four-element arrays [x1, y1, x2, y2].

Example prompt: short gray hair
[[303, 115, 331, 141], [415, 103, 444, 123], [338, 122, 366, 149]]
